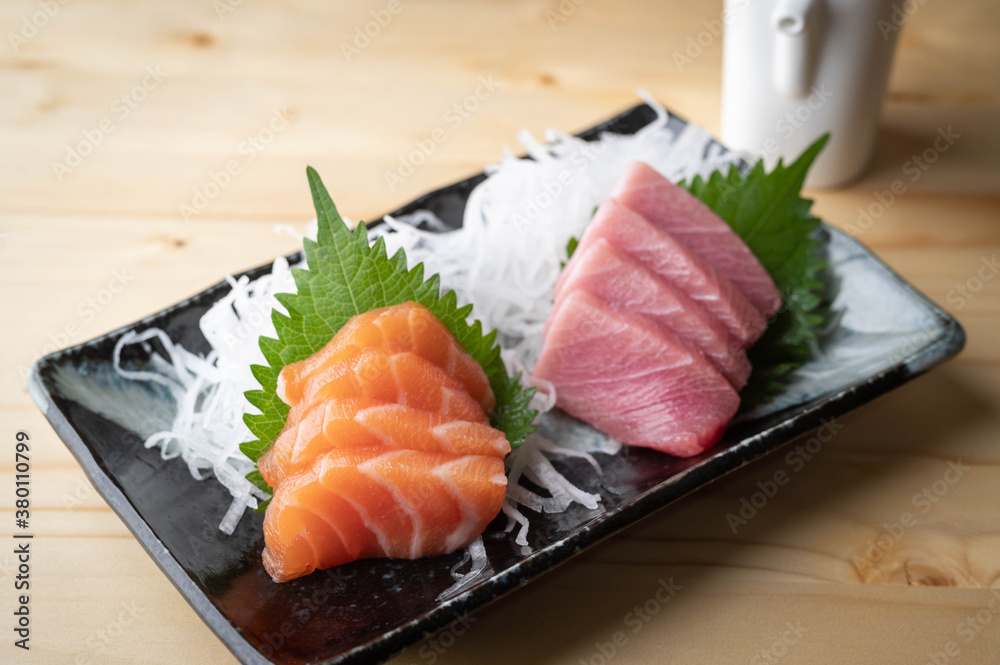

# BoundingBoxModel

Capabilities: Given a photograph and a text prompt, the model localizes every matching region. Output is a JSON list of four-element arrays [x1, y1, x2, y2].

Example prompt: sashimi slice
[[534, 289, 739, 457], [281, 346, 488, 431], [259, 397, 381, 487], [357, 407, 509, 457], [278, 301, 495, 413], [432, 455, 510, 551], [612, 162, 782, 318], [262, 448, 413, 582], [259, 399, 509, 487], [260, 302, 509, 583], [361, 450, 462, 558], [548, 238, 751, 389], [555, 199, 766, 347], [262, 447, 506, 582]]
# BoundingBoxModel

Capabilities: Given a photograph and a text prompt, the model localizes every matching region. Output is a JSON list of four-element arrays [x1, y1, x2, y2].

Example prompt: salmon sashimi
[[612, 162, 782, 319], [555, 198, 766, 347], [279, 346, 489, 432], [260, 301, 509, 583], [263, 450, 507, 582], [262, 448, 507, 583], [259, 399, 509, 487], [547, 238, 752, 389], [278, 301, 495, 413]]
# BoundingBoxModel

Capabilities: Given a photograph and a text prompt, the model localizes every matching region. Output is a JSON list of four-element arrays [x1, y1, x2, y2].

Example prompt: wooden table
[[2, 1, 999, 663]]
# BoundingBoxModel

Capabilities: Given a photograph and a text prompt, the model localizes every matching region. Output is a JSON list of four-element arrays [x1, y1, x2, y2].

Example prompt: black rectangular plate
[[28, 103, 964, 665]]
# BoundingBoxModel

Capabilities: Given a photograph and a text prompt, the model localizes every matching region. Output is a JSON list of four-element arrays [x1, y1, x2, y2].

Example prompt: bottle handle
[[771, 0, 818, 98]]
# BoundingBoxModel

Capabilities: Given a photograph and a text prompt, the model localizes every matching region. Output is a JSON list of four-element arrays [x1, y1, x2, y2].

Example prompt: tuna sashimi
[[278, 301, 495, 413], [261, 301, 508, 583], [534, 289, 739, 457], [547, 238, 751, 389], [612, 162, 782, 318], [262, 447, 506, 582], [259, 399, 508, 487], [555, 198, 766, 347]]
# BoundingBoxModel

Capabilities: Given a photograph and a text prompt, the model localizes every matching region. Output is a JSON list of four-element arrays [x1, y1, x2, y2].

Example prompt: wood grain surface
[[2, 0, 999, 663]]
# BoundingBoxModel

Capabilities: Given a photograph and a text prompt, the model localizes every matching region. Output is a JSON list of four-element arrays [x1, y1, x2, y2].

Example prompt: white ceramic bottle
[[721, 0, 905, 187]]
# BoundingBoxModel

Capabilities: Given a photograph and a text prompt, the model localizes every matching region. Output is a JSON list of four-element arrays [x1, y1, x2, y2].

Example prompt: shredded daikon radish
[[113, 255, 297, 534], [372, 90, 748, 369], [372, 91, 743, 544], [113, 93, 742, 540], [436, 536, 491, 601]]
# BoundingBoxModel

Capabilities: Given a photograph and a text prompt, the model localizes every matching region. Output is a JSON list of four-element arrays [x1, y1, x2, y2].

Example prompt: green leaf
[[243, 167, 537, 498], [684, 135, 830, 406], [560, 236, 579, 270], [566, 236, 579, 261]]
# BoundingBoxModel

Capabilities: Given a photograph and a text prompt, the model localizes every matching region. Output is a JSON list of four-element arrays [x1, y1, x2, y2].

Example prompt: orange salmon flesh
[[260, 301, 509, 583]]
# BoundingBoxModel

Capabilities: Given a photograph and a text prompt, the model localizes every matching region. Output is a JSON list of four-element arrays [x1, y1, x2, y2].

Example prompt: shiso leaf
[[684, 135, 830, 406], [566, 236, 579, 261], [243, 167, 537, 499], [560, 236, 579, 269]]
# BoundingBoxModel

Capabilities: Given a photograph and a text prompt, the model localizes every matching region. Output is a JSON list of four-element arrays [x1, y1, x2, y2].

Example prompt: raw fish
[[612, 162, 781, 318]]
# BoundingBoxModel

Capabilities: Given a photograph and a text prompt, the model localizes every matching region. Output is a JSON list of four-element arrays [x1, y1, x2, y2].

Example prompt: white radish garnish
[[114, 93, 744, 542]]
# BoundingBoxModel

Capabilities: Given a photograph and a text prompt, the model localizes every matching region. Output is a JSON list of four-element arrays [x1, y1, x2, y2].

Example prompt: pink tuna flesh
[[555, 198, 766, 347], [612, 162, 782, 318], [547, 238, 751, 389], [534, 289, 740, 458]]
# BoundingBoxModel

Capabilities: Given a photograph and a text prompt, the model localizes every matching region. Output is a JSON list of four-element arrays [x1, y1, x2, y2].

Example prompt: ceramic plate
[[28, 104, 965, 665]]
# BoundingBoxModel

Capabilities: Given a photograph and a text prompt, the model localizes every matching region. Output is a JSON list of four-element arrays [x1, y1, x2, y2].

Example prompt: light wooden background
[[2, 1, 999, 663]]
